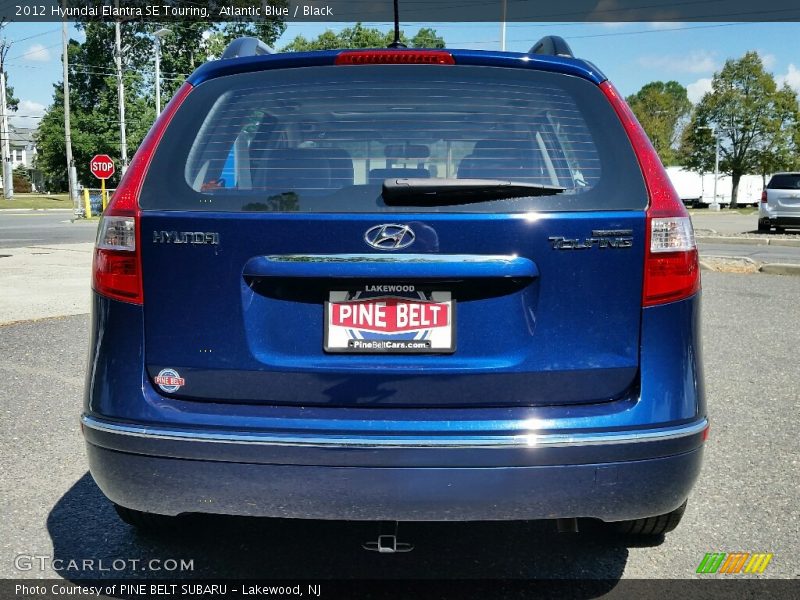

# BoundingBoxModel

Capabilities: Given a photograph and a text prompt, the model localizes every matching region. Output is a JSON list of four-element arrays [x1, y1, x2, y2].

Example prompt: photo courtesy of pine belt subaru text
[[82, 35, 707, 537]]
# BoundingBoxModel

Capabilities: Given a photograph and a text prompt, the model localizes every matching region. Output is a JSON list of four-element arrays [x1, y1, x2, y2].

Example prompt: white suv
[[759, 172, 800, 232]]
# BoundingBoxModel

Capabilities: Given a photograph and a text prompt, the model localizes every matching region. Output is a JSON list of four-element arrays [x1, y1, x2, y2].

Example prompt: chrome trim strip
[[82, 415, 708, 449], [262, 254, 524, 264]]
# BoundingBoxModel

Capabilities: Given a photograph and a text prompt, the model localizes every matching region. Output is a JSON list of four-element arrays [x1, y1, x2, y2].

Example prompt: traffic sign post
[[90, 154, 115, 212]]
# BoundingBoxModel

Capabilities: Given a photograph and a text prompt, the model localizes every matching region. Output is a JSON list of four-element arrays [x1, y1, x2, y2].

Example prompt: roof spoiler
[[528, 36, 574, 58], [221, 37, 273, 60]]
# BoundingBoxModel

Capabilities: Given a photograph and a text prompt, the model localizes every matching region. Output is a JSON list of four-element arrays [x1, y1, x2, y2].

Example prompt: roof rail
[[528, 36, 574, 58], [221, 37, 273, 60]]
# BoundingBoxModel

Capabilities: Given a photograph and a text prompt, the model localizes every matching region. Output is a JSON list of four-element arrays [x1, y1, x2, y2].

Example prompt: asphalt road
[[0, 211, 98, 248], [2, 210, 800, 265], [698, 242, 800, 264], [689, 211, 762, 236], [1, 272, 797, 586]]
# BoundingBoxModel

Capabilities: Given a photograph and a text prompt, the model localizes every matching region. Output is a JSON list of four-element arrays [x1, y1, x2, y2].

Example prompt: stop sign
[[90, 154, 115, 180]]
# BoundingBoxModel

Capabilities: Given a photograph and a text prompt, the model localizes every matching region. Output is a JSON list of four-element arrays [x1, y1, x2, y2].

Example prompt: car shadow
[[47, 473, 660, 595]]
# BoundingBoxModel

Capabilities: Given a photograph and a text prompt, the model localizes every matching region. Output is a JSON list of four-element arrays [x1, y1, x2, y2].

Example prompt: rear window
[[142, 65, 647, 212], [768, 174, 800, 190]]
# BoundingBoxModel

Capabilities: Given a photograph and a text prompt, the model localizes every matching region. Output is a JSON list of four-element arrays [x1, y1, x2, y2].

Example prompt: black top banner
[[4, 0, 800, 23]]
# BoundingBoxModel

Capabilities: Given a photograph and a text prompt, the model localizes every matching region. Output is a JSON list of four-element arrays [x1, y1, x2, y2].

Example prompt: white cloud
[[637, 50, 718, 74], [648, 21, 686, 30], [22, 43, 51, 62], [757, 51, 777, 70], [687, 78, 713, 104], [776, 64, 800, 93], [10, 99, 46, 128]]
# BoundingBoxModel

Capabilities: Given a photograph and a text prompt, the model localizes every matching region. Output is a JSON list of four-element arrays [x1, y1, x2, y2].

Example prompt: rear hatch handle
[[243, 254, 538, 279]]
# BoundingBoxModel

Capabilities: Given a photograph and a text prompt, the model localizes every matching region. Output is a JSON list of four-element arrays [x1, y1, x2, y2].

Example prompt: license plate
[[324, 288, 455, 353]]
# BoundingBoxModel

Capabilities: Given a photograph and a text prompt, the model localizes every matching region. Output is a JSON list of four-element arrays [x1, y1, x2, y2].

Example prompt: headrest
[[258, 149, 332, 191]]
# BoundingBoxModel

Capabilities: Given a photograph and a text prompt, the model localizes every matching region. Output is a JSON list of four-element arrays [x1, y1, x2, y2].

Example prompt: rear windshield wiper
[[382, 178, 565, 206]]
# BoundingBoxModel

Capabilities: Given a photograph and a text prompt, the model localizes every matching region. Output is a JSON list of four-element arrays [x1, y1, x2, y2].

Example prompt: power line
[[7, 41, 60, 61], [3, 27, 61, 44]]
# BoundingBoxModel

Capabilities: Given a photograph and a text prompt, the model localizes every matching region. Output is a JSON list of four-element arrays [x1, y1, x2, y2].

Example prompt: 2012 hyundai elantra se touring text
[[82, 36, 708, 539]]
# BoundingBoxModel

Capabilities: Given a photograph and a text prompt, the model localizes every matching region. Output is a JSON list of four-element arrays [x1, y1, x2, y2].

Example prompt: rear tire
[[611, 500, 687, 537], [758, 219, 771, 233], [113, 503, 179, 531]]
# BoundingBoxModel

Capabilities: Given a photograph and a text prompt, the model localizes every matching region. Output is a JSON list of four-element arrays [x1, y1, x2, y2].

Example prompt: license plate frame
[[324, 288, 455, 354]]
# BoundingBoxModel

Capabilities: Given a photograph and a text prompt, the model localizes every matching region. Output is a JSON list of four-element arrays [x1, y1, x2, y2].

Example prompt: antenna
[[387, 0, 407, 48]]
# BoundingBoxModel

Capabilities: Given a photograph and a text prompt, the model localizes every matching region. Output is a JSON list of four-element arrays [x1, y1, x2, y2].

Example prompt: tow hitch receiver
[[363, 522, 414, 553]]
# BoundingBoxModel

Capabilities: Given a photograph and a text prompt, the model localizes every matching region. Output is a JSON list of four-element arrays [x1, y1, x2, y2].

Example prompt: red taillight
[[335, 50, 455, 65], [93, 82, 193, 305], [600, 81, 700, 307], [761, 190, 768, 203], [92, 248, 142, 302], [702, 423, 710, 442]]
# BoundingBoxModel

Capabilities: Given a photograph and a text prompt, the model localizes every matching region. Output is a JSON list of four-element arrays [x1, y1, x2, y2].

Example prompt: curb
[[699, 255, 800, 276], [0, 208, 74, 212], [696, 235, 800, 248], [758, 263, 800, 276], [699, 256, 759, 274], [770, 238, 800, 247]]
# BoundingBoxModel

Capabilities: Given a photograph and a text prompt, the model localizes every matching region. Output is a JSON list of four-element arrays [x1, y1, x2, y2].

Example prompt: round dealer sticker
[[154, 368, 185, 393]]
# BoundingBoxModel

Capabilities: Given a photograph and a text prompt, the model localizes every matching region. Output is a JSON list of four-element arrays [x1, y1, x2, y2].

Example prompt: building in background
[[9, 125, 37, 169], [4, 125, 42, 191]]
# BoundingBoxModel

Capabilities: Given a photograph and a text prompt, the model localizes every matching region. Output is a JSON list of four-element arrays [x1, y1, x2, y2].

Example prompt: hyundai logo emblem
[[364, 224, 416, 251]]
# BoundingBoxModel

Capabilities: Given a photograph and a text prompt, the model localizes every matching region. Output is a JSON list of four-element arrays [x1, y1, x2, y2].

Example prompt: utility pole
[[711, 133, 720, 211], [62, 19, 79, 213], [0, 42, 13, 199], [114, 3, 128, 174], [153, 28, 171, 115], [154, 34, 161, 116], [699, 125, 721, 211]]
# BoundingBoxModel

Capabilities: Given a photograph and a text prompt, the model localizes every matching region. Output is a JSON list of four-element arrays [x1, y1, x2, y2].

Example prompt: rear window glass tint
[[768, 174, 800, 189], [142, 65, 646, 213]]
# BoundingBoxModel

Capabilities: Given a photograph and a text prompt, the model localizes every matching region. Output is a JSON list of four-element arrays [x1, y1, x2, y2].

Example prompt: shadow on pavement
[[47, 473, 662, 594]]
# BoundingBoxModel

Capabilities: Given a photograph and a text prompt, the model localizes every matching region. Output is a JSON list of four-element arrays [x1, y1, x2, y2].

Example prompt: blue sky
[[3, 21, 799, 129]]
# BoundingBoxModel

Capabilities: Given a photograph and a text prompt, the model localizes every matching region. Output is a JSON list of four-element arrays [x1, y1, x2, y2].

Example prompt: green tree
[[37, 26, 155, 189], [751, 84, 800, 185], [5, 78, 18, 112], [34, 85, 69, 191], [626, 81, 691, 165], [410, 28, 446, 49], [0, 27, 19, 112], [281, 23, 445, 51], [680, 52, 800, 207], [35, 16, 287, 191], [678, 113, 716, 175], [12, 164, 31, 192]]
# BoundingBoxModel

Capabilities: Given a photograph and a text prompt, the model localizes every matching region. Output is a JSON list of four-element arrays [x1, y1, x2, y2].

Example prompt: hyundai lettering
[[83, 36, 707, 537]]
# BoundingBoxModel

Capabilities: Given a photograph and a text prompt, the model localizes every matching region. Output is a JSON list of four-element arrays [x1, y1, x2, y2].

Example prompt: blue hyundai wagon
[[82, 37, 707, 538]]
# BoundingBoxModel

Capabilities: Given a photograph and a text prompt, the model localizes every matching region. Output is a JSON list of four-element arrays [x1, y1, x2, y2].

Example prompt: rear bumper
[[760, 205, 800, 226], [83, 415, 706, 521], [770, 216, 800, 227]]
